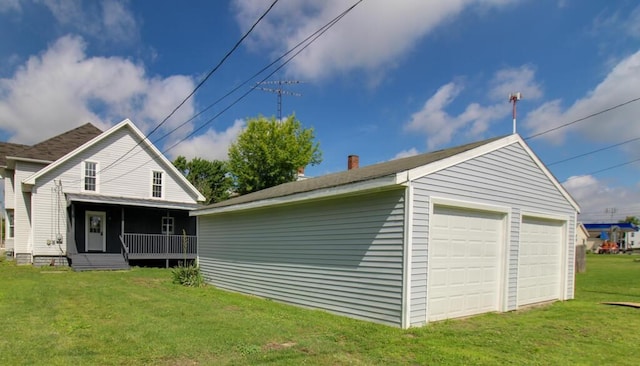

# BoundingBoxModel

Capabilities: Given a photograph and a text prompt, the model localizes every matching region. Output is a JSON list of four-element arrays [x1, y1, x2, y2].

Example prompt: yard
[[1, 254, 639, 365]]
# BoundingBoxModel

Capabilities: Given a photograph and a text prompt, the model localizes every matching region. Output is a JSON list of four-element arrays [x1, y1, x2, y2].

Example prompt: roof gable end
[[22, 119, 205, 202]]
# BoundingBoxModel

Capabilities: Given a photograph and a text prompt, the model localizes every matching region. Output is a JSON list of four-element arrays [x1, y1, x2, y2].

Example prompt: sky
[[1, 0, 639, 223]]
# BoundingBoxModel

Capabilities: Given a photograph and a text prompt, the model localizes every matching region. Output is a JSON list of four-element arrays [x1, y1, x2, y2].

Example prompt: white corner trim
[[431, 196, 512, 214], [521, 210, 570, 222], [401, 184, 413, 329], [191, 175, 399, 216]]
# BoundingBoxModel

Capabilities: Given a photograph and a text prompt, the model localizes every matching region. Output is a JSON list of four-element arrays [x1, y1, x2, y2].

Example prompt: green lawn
[[1, 254, 639, 365]]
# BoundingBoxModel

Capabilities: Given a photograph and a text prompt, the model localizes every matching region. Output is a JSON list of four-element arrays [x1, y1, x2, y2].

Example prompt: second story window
[[84, 161, 97, 191], [152, 171, 163, 198]]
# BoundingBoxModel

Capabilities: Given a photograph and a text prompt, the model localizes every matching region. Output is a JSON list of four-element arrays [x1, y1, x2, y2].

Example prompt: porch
[[66, 193, 200, 270]]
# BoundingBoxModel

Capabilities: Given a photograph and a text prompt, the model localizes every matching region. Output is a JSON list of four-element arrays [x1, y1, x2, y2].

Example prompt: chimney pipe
[[348, 155, 359, 170]]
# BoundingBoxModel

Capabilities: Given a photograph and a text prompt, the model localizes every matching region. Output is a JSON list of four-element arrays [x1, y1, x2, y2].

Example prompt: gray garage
[[191, 134, 579, 328]]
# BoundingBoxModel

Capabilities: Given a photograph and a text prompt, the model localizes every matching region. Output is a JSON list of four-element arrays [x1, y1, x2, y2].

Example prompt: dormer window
[[84, 161, 97, 192], [152, 170, 163, 198]]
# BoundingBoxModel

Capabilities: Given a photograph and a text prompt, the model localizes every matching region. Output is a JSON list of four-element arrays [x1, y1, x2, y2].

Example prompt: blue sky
[[1, 0, 639, 222]]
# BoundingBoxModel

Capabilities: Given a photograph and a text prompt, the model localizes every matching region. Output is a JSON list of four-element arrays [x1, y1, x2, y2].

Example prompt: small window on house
[[84, 161, 97, 191], [632, 233, 635, 238], [162, 217, 174, 235], [7, 209, 14, 238], [152, 171, 163, 198]]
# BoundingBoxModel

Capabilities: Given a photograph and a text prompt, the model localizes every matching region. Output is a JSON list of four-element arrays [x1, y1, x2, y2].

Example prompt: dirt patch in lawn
[[263, 341, 297, 351]]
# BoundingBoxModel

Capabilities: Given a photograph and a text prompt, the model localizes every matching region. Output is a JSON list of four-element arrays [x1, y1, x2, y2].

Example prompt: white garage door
[[518, 217, 564, 306], [428, 206, 505, 322]]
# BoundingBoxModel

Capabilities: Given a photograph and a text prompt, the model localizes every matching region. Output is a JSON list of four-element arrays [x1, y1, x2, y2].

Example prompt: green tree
[[173, 156, 232, 204], [620, 216, 640, 226], [228, 114, 322, 195]]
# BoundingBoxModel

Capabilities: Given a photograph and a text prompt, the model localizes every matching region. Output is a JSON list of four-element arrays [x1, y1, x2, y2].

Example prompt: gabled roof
[[23, 119, 206, 202], [8, 123, 102, 163], [0, 141, 30, 166], [193, 134, 580, 216]]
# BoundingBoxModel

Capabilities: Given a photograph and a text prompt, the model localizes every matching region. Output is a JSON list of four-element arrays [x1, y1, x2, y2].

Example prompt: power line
[[96, 0, 280, 177], [563, 156, 640, 182], [547, 136, 640, 166], [94, 0, 364, 188], [524, 96, 640, 140], [89, 0, 357, 182]]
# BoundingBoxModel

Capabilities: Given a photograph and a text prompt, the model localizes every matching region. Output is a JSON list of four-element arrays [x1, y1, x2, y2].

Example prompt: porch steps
[[70, 253, 130, 271]]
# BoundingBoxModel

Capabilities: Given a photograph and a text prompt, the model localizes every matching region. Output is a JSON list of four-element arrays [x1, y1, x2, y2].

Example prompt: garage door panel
[[428, 206, 505, 322], [518, 218, 564, 306]]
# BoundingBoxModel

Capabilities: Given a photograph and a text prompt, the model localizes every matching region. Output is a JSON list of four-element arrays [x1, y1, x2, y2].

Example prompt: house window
[[84, 161, 97, 191], [6, 209, 14, 238], [162, 217, 174, 235], [152, 171, 163, 198]]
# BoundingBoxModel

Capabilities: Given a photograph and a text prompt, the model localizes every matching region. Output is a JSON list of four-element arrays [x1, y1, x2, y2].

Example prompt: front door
[[86, 211, 106, 252]]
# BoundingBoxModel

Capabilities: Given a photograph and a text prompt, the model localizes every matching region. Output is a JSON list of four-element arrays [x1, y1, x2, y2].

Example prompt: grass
[[1, 255, 639, 365]]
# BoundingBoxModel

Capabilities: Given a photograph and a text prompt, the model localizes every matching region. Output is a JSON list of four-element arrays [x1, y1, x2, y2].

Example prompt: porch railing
[[120, 233, 197, 260]]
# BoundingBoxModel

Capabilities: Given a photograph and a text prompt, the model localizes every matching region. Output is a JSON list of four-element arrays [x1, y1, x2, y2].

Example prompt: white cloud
[[392, 148, 419, 160], [404, 64, 539, 148], [36, 0, 138, 43], [168, 120, 246, 161], [0, 35, 196, 144], [0, 0, 20, 12], [232, 0, 518, 81], [522, 50, 640, 144], [563, 174, 640, 222], [488, 65, 543, 101], [625, 5, 640, 39]]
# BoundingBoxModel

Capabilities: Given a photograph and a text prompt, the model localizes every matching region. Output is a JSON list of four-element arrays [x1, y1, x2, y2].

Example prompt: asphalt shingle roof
[[197, 135, 506, 211], [0, 142, 30, 166], [8, 123, 102, 162]]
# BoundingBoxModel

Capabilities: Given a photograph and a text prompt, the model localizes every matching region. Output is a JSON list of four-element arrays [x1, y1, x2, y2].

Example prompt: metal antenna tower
[[257, 80, 302, 120]]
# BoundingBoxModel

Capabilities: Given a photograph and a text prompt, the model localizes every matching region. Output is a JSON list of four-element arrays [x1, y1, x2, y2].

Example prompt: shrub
[[171, 262, 205, 287]]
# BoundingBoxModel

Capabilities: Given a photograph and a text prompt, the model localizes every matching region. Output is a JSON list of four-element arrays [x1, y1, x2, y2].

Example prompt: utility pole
[[509, 92, 522, 134], [257, 80, 302, 120]]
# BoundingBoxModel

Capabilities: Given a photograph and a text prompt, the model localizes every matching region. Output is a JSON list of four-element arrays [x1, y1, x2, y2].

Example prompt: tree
[[173, 156, 232, 204], [620, 216, 640, 226], [228, 114, 322, 195]]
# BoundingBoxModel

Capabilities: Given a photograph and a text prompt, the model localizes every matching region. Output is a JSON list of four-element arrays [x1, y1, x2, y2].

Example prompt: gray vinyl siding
[[409, 143, 576, 326], [409, 184, 429, 325], [198, 189, 406, 327]]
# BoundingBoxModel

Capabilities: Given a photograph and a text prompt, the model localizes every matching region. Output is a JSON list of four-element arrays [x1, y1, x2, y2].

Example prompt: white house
[[1, 119, 204, 269], [626, 231, 639, 249], [191, 134, 580, 328]]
